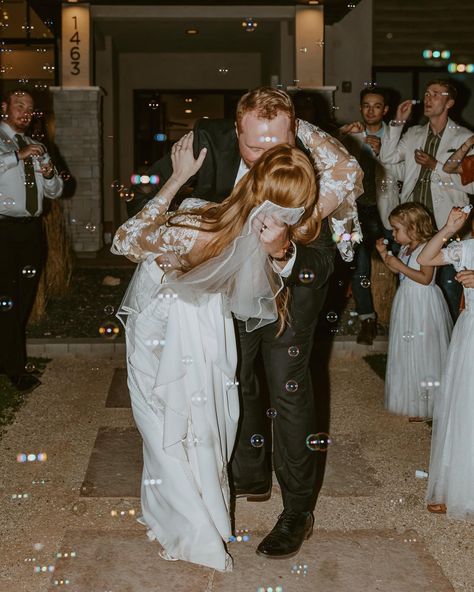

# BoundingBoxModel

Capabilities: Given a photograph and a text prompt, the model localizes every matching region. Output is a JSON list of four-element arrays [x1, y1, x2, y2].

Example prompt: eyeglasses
[[424, 91, 450, 98]]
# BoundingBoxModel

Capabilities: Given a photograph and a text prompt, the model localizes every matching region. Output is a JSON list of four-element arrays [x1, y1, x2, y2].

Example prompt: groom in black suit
[[128, 87, 362, 558]]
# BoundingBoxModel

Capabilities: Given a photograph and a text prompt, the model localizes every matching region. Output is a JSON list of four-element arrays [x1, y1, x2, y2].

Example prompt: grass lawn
[[25, 267, 388, 341], [27, 268, 134, 339]]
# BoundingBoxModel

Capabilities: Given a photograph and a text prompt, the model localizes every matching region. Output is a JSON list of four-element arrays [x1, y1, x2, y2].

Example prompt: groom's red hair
[[236, 87, 296, 132]]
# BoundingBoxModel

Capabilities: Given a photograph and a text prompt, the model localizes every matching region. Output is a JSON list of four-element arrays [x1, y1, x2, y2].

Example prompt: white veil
[[118, 200, 304, 332]]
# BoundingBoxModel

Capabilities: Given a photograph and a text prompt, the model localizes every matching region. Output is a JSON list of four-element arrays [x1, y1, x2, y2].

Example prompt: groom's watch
[[269, 242, 295, 262]]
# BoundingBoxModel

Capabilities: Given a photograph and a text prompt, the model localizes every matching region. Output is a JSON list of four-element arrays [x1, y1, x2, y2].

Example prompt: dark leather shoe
[[256, 510, 314, 558], [357, 317, 377, 345], [9, 374, 41, 393], [234, 482, 272, 502]]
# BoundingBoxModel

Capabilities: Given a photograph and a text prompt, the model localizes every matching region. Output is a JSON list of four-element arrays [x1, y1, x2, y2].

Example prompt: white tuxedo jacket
[[342, 122, 404, 229], [380, 117, 473, 228]]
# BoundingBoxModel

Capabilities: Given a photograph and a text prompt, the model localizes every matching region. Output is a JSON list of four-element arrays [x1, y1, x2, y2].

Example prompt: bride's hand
[[170, 131, 207, 184]]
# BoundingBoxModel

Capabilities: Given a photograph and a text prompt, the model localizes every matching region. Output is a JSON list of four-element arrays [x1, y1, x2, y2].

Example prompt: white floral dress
[[427, 239, 474, 521], [112, 197, 238, 572], [384, 243, 453, 418]]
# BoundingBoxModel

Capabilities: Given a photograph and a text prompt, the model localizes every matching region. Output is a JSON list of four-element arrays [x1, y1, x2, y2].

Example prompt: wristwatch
[[270, 242, 295, 262]]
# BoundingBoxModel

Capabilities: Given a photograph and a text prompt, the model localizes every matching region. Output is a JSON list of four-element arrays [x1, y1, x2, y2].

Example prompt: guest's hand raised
[[170, 131, 207, 184], [340, 121, 365, 135], [444, 207, 469, 233], [375, 237, 388, 257], [395, 100, 413, 124]]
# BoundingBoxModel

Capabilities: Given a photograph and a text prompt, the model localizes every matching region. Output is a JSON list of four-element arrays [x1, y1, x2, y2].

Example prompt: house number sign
[[61, 4, 91, 86]]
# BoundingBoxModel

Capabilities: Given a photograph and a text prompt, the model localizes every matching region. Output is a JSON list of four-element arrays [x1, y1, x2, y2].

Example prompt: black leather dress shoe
[[233, 482, 272, 502], [256, 510, 314, 558], [9, 374, 41, 393]]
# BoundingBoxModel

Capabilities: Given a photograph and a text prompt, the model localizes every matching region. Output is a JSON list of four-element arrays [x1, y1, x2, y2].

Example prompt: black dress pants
[[0, 218, 44, 377], [231, 284, 328, 513]]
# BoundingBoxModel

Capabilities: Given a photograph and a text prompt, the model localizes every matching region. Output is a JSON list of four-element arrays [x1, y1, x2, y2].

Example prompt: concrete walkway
[[1, 353, 472, 592]]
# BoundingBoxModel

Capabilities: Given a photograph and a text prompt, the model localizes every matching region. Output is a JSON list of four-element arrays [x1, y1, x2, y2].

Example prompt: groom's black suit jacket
[[128, 118, 335, 291]]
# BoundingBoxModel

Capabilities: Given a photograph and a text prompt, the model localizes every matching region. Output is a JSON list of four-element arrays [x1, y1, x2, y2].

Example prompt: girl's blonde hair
[[389, 202, 435, 243], [167, 143, 320, 332]]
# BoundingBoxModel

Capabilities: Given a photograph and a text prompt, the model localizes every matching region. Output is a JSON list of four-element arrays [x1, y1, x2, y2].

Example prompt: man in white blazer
[[380, 79, 473, 318]]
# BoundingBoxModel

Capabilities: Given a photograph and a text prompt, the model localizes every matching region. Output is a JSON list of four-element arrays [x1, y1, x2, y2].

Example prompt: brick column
[[50, 87, 103, 253]]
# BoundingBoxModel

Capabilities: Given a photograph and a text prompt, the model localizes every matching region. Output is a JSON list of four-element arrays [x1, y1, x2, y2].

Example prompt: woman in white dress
[[418, 206, 474, 520], [111, 133, 320, 570], [375, 203, 452, 420]]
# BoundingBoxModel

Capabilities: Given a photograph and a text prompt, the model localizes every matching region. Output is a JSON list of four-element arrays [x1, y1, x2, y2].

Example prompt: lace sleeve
[[110, 173, 193, 262], [442, 241, 464, 271], [296, 118, 364, 262], [153, 198, 206, 267], [111, 191, 206, 267]]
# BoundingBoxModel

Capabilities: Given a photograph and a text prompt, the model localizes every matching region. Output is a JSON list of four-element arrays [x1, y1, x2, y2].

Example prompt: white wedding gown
[[111, 195, 303, 570], [426, 238, 474, 521], [385, 242, 453, 418], [113, 198, 238, 571]]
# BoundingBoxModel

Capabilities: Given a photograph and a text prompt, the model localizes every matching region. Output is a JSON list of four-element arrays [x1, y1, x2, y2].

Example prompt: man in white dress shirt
[[0, 89, 63, 392], [380, 79, 473, 318]]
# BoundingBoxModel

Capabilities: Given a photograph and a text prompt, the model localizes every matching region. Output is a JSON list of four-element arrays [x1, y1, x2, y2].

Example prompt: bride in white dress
[[111, 133, 320, 570]]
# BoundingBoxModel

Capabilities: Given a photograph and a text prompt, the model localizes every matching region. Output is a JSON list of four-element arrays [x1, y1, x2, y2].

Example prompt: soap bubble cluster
[[144, 478, 162, 486], [98, 321, 120, 338], [306, 432, 333, 452], [250, 434, 264, 448], [288, 345, 300, 357], [21, 265, 37, 279], [17, 452, 47, 462], [299, 268, 315, 283], [285, 380, 299, 393], [229, 528, 250, 543], [0, 295, 14, 311], [291, 562, 308, 576]]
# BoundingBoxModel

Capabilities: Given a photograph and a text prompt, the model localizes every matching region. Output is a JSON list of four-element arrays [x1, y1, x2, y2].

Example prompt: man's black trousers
[[0, 218, 44, 377], [231, 284, 328, 513]]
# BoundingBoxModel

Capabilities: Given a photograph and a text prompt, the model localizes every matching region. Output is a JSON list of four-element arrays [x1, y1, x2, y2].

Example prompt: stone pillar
[[50, 87, 103, 253]]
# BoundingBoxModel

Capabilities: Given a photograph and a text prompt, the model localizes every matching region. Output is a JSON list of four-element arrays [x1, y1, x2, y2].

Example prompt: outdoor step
[[27, 336, 388, 360], [48, 528, 454, 592]]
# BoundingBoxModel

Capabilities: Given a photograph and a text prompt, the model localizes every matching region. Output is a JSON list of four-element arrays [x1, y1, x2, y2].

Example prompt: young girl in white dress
[[375, 203, 453, 420], [417, 206, 474, 520], [111, 133, 320, 571]]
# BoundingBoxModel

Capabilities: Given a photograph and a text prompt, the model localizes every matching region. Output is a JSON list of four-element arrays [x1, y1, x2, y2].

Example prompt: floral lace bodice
[[111, 196, 207, 265]]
